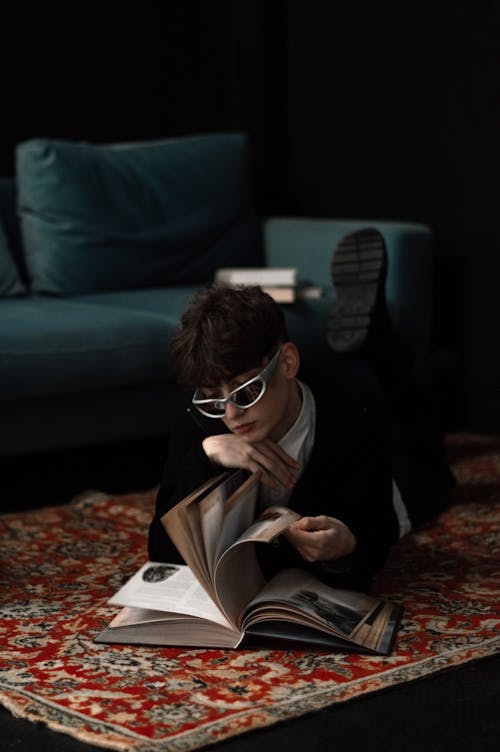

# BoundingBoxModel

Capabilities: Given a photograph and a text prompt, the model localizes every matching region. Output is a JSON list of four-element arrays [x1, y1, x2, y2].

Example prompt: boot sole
[[327, 228, 387, 353]]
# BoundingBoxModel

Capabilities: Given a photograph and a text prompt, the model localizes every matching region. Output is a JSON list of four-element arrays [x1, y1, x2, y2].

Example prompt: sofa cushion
[[74, 286, 335, 363], [0, 222, 26, 296], [0, 298, 176, 401], [73, 286, 202, 322], [16, 133, 262, 295]]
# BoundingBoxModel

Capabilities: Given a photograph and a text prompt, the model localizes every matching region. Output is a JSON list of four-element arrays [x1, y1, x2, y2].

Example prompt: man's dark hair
[[170, 284, 289, 389]]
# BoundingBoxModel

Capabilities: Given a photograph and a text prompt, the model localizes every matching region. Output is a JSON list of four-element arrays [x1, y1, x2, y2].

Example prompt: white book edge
[[215, 267, 297, 286]]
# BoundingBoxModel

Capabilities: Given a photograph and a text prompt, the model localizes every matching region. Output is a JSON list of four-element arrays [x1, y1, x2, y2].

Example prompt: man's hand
[[285, 515, 356, 562], [202, 434, 300, 490]]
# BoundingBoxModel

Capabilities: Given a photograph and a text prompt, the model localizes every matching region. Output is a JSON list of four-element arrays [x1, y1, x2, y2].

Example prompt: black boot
[[326, 228, 388, 354], [326, 228, 455, 525], [327, 227, 416, 391]]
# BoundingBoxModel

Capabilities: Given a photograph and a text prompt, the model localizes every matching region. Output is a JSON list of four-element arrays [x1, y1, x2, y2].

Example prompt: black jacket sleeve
[[256, 368, 399, 591]]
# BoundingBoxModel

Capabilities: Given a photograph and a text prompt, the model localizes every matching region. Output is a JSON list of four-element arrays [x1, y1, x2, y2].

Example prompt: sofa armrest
[[263, 217, 433, 357]]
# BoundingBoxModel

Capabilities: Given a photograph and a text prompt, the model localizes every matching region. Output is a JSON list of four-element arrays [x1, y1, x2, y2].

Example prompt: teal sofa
[[0, 133, 433, 457]]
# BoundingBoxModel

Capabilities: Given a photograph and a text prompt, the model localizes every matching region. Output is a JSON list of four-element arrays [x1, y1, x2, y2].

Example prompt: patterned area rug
[[1, 434, 499, 752]]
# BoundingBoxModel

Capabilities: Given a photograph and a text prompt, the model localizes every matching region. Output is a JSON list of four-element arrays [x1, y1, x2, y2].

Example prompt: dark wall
[[285, 4, 500, 434], [1, 2, 498, 433], [1, 3, 232, 170]]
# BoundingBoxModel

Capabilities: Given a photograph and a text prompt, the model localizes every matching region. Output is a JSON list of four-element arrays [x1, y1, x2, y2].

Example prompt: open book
[[96, 470, 402, 653]]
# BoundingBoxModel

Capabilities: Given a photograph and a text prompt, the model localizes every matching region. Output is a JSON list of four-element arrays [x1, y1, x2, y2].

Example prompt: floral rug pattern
[[0, 433, 499, 752]]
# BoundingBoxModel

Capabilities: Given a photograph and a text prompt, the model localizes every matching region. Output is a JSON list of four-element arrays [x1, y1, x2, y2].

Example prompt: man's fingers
[[260, 471, 281, 491], [202, 433, 299, 490], [248, 444, 298, 489], [291, 515, 329, 532], [286, 517, 357, 561], [284, 527, 320, 561], [261, 439, 301, 468]]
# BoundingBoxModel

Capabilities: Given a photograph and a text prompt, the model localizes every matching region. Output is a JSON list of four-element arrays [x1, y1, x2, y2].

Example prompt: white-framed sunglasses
[[192, 348, 282, 418]]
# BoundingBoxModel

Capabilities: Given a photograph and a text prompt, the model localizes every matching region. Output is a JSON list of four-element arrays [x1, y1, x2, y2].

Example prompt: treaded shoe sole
[[326, 228, 387, 353]]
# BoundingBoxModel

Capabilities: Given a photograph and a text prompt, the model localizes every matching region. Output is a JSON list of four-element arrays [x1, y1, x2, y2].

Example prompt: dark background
[[2, 1, 499, 434], [1, 8, 499, 749]]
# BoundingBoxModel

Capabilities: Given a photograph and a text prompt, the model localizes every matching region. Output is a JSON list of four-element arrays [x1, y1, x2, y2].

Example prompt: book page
[[234, 505, 301, 544], [108, 562, 234, 628], [212, 542, 265, 626], [241, 568, 379, 639], [212, 505, 301, 625], [199, 469, 249, 574], [213, 471, 260, 561], [178, 501, 210, 583], [162, 470, 260, 616], [99, 606, 242, 648], [161, 471, 232, 597]]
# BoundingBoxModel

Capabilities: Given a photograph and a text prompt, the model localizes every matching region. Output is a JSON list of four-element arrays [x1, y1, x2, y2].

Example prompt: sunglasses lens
[[207, 406, 226, 416], [192, 391, 223, 417], [202, 403, 226, 417], [231, 379, 265, 407]]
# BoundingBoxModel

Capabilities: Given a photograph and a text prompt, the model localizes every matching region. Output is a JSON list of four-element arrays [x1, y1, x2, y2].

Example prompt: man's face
[[196, 344, 301, 443]]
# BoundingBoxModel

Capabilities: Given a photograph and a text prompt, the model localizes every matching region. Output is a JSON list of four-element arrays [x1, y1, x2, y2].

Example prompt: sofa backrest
[[264, 217, 434, 356], [16, 133, 263, 295]]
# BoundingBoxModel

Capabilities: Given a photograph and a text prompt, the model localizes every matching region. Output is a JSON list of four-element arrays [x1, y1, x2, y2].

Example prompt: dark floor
[[2, 439, 499, 752], [2, 436, 170, 513]]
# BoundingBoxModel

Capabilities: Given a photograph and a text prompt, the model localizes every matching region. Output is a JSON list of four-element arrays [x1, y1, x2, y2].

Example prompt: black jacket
[[148, 363, 400, 591]]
